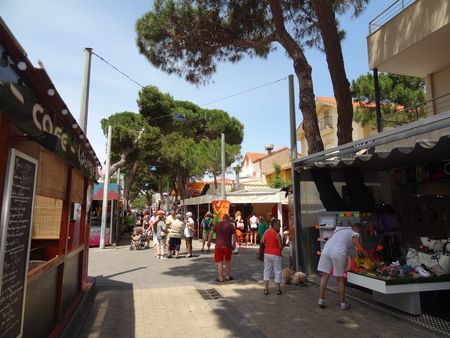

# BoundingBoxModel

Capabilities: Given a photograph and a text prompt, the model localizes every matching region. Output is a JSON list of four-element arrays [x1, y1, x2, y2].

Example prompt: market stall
[[0, 18, 100, 337], [89, 183, 121, 246], [293, 111, 450, 315]]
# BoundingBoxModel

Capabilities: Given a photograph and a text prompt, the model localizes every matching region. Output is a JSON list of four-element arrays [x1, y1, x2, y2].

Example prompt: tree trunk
[[268, 0, 344, 210], [123, 161, 139, 208], [311, 0, 354, 145], [312, 0, 375, 211]]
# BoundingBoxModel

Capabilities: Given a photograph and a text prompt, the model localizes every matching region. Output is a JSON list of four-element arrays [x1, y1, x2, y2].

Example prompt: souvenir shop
[[293, 112, 450, 315], [0, 19, 100, 337]]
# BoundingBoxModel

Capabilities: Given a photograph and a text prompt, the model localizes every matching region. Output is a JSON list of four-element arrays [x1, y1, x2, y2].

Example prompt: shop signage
[[0, 81, 97, 180], [0, 149, 38, 338], [211, 200, 230, 222]]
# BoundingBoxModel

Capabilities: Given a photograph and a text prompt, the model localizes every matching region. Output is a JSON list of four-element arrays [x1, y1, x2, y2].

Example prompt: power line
[[91, 51, 145, 88], [201, 76, 288, 107], [90, 50, 288, 107]]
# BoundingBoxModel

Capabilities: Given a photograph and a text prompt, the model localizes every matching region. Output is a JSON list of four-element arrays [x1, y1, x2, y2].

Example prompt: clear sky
[[1, 0, 393, 165]]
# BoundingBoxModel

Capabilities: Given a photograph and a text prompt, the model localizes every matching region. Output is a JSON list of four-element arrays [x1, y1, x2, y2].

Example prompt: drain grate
[[309, 274, 450, 337], [197, 288, 223, 300]]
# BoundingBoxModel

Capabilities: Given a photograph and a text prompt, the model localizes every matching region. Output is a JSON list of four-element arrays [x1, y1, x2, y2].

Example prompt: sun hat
[[186, 212, 193, 217]]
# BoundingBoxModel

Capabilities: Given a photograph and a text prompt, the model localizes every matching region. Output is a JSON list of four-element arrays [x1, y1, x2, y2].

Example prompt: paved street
[[77, 236, 445, 338]]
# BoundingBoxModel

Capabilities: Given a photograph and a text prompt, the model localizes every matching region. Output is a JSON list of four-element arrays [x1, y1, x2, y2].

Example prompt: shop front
[[293, 112, 450, 316], [89, 183, 122, 246], [0, 19, 100, 337]]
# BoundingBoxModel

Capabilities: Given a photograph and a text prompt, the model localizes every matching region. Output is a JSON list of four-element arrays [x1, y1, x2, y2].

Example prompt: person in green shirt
[[201, 211, 214, 253], [257, 216, 269, 244]]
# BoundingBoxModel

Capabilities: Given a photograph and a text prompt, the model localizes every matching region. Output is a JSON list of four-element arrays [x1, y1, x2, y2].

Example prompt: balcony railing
[[369, 0, 416, 33], [381, 93, 450, 129]]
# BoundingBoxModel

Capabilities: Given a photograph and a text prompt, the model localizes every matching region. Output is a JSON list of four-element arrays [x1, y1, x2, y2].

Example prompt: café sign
[[0, 81, 97, 180]]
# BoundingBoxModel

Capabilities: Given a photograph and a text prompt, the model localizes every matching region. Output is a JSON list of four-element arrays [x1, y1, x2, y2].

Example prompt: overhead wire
[[91, 51, 145, 88], [91, 50, 288, 107], [201, 76, 288, 107]]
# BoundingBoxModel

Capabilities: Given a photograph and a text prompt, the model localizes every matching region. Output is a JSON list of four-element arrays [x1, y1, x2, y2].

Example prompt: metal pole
[[100, 125, 112, 249], [221, 133, 226, 200], [79, 48, 93, 134], [288, 74, 304, 272], [373, 68, 382, 133]]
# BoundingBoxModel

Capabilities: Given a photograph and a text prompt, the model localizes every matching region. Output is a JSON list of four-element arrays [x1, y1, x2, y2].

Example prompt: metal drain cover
[[197, 288, 223, 300]]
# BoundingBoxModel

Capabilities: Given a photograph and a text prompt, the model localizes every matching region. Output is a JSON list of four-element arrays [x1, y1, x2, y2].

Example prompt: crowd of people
[[126, 208, 368, 309]]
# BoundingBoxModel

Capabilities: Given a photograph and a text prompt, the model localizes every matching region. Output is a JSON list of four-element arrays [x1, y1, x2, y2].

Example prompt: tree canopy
[[101, 86, 244, 208], [351, 72, 426, 128]]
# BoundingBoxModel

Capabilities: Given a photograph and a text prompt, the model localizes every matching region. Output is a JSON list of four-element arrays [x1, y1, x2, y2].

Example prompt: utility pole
[[100, 125, 112, 249], [221, 133, 226, 200], [79, 48, 93, 134], [288, 74, 304, 272]]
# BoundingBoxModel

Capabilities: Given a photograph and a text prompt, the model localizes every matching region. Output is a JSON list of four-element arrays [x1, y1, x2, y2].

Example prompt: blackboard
[[0, 149, 37, 338]]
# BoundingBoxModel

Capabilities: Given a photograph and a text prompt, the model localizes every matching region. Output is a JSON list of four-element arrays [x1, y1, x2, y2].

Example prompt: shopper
[[257, 216, 268, 244], [184, 212, 195, 257], [156, 210, 168, 259], [207, 214, 236, 282], [317, 222, 370, 309], [150, 210, 158, 251], [166, 210, 177, 256], [249, 212, 259, 245], [201, 211, 214, 253], [261, 218, 283, 295], [167, 214, 184, 258]]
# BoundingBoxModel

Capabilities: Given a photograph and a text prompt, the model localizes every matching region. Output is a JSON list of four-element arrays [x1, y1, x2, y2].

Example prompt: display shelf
[[347, 272, 450, 315]]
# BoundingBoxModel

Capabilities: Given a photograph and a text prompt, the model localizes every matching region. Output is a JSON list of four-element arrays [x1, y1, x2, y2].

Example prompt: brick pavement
[[77, 236, 445, 338]]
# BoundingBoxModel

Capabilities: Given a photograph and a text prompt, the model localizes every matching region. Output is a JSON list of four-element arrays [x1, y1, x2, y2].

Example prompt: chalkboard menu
[[0, 149, 37, 338]]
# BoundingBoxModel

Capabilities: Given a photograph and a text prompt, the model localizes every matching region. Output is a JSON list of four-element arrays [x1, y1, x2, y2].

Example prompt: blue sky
[[1, 0, 393, 165]]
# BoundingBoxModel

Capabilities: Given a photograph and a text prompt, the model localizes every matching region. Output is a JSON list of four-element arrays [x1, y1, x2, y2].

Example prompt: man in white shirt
[[317, 222, 369, 310], [184, 212, 195, 257]]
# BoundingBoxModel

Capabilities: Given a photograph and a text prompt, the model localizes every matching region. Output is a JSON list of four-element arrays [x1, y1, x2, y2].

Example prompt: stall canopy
[[92, 183, 120, 200], [294, 110, 450, 176], [182, 188, 288, 206]]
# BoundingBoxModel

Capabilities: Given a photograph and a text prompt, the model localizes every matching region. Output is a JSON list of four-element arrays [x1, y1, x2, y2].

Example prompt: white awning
[[181, 188, 288, 206]]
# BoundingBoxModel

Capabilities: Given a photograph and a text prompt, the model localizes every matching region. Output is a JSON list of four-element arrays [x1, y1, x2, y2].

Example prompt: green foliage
[[136, 0, 368, 85], [351, 72, 426, 128], [131, 194, 148, 211], [269, 163, 288, 189]]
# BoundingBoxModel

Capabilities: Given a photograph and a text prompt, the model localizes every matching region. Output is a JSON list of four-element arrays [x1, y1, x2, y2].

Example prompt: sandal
[[216, 278, 224, 282], [276, 289, 282, 295], [226, 276, 234, 281], [264, 289, 269, 295]]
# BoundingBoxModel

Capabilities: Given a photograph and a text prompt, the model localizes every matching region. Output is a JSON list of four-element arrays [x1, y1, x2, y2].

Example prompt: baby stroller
[[129, 227, 149, 250]]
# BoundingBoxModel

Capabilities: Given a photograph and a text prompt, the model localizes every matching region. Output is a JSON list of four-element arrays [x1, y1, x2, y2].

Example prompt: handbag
[[258, 242, 265, 261]]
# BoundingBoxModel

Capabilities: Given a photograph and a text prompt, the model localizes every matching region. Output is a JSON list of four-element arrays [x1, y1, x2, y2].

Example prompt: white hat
[[186, 212, 192, 217]]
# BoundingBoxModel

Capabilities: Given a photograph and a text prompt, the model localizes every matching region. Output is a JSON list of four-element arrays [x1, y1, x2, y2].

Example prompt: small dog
[[282, 268, 306, 285]]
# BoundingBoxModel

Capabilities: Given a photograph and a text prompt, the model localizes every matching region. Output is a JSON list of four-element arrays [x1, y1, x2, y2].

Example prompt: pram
[[129, 227, 149, 250]]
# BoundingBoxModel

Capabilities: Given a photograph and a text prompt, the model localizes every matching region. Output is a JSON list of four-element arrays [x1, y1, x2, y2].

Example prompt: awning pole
[[374, 68, 382, 133]]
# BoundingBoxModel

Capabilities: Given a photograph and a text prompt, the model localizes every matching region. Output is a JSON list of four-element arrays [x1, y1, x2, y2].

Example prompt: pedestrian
[[201, 211, 214, 253], [207, 214, 236, 282], [317, 222, 370, 309], [166, 210, 177, 256], [156, 210, 168, 259], [167, 214, 184, 258], [142, 211, 151, 248], [261, 218, 283, 295], [184, 211, 195, 257], [257, 215, 268, 244], [150, 210, 158, 253], [235, 211, 244, 231], [249, 212, 259, 245]]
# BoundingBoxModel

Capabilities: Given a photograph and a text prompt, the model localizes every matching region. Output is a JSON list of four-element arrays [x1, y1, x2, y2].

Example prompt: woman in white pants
[[261, 218, 283, 295]]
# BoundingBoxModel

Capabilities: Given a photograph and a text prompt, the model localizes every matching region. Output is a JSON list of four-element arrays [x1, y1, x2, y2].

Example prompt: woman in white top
[[317, 222, 369, 310], [249, 212, 259, 245]]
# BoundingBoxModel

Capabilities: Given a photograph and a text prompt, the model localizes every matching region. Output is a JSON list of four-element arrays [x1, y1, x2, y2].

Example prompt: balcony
[[367, 0, 450, 77]]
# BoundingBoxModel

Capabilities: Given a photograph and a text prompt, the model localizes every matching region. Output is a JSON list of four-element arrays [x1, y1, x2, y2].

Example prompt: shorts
[[317, 251, 347, 277], [169, 237, 181, 251], [214, 247, 232, 262], [202, 229, 211, 241]]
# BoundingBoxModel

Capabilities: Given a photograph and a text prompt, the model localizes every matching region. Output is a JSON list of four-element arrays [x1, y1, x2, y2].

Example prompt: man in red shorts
[[207, 214, 236, 282]]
